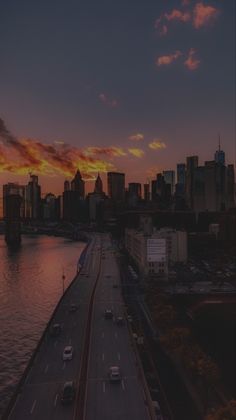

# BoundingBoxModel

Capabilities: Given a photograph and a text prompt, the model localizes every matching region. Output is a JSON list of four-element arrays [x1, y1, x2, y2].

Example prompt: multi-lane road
[[6, 234, 153, 420], [84, 235, 151, 420]]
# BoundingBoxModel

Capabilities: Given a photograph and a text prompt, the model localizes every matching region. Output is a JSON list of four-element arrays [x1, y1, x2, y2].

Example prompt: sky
[[0, 0, 235, 200]]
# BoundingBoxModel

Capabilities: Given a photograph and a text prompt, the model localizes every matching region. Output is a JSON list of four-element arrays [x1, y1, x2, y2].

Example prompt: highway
[[7, 236, 101, 420], [84, 235, 151, 420], [6, 233, 152, 420]]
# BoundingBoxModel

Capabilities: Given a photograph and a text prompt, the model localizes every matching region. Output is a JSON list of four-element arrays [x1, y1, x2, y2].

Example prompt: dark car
[[61, 381, 75, 404], [50, 323, 61, 337], [68, 303, 78, 313], [116, 316, 124, 326], [104, 309, 113, 319]]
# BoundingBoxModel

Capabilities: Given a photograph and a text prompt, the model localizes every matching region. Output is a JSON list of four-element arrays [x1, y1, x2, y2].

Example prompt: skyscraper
[[192, 166, 205, 212], [214, 136, 225, 165], [204, 160, 227, 211], [226, 164, 235, 209], [128, 183, 141, 198], [64, 180, 70, 191], [25, 175, 41, 219], [177, 163, 186, 186], [107, 172, 125, 202], [151, 180, 158, 202], [71, 170, 85, 198], [163, 170, 175, 195], [176, 163, 186, 198], [144, 183, 150, 202], [128, 183, 141, 207], [186, 156, 198, 209], [94, 173, 103, 194]]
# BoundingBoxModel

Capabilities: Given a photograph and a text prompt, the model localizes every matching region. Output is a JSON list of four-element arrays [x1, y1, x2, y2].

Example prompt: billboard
[[147, 238, 166, 262]]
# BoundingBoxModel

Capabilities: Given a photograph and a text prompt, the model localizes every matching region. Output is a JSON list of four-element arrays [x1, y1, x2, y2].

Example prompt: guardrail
[[2, 240, 91, 420], [73, 242, 102, 420], [125, 309, 156, 420]]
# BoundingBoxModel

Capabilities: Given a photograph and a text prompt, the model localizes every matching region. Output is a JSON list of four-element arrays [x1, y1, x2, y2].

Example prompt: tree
[[205, 400, 236, 420]]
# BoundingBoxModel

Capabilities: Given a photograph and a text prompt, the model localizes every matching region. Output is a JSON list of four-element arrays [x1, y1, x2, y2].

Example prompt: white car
[[109, 366, 121, 383], [63, 346, 73, 361]]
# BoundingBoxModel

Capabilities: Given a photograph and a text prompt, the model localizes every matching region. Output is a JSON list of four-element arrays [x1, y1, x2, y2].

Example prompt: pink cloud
[[182, 0, 191, 6], [165, 9, 191, 23], [184, 48, 201, 70], [155, 8, 191, 36], [154, 18, 168, 36], [98, 93, 118, 108], [156, 50, 182, 67], [155, 2, 220, 36], [193, 2, 220, 29]]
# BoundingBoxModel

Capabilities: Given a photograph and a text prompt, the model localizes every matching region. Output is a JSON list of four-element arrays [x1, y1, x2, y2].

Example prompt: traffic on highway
[[5, 234, 156, 420]]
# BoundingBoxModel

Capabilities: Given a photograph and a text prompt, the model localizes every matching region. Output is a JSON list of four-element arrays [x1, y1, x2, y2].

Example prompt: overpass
[[4, 234, 155, 420]]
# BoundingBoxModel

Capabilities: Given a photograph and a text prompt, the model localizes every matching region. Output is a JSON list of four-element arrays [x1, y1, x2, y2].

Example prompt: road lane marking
[[30, 400, 36, 414], [44, 364, 49, 374], [62, 362, 66, 370], [117, 352, 120, 360], [103, 382, 106, 393], [121, 380, 125, 391], [54, 394, 58, 407], [102, 353, 105, 361], [10, 394, 20, 416]]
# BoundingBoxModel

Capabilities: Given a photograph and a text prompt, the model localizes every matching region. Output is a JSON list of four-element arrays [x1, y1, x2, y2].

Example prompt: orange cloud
[[128, 133, 144, 141], [128, 148, 145, 158], [148, 140, 167, 150], [0, 118, 115, 179], [193, 2, 219, 29], [156, 50, 182, 67], [184, 48, 200, 70], [84, 146, 126, 158], [98, 93, 118, 108]]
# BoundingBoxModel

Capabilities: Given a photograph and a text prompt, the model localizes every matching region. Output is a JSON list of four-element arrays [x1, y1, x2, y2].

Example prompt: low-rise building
[[125, 228, 168, 276], [125, 221, 187, 277]]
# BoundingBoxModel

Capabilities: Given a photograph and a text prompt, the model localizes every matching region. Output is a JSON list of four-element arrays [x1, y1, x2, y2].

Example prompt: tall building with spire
[[94, 173, 103, 194], [214, 135, 225, 165], [71, 170, 85, 198]]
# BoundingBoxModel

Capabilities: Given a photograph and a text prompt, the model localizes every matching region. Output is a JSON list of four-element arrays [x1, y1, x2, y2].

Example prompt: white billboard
[[147, 238, 166, 262]]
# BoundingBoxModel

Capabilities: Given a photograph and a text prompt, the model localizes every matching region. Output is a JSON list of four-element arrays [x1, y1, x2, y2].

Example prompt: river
[[0, 235, 85, 417]]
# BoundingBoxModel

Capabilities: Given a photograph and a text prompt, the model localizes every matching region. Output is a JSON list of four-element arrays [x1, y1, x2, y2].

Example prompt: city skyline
[[0, 2, 235, 418], [0, 144, 234, 195], [0, 0, 235, 197]]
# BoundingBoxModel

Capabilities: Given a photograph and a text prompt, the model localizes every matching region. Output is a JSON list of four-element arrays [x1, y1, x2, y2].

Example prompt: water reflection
[[0, 235, 85, 415]]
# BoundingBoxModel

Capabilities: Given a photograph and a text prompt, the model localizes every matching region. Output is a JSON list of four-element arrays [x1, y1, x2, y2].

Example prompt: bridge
[[4, 233, 155, 420]]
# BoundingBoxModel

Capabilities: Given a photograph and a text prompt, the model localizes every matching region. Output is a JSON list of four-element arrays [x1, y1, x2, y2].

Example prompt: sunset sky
[[0, 0, 235, 200]]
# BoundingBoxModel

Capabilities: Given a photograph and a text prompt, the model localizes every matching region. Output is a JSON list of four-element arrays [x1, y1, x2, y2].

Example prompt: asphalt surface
[[8, 236, 101, 420], [84, 235, 150, 420], [7, 234, 151, 420]]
